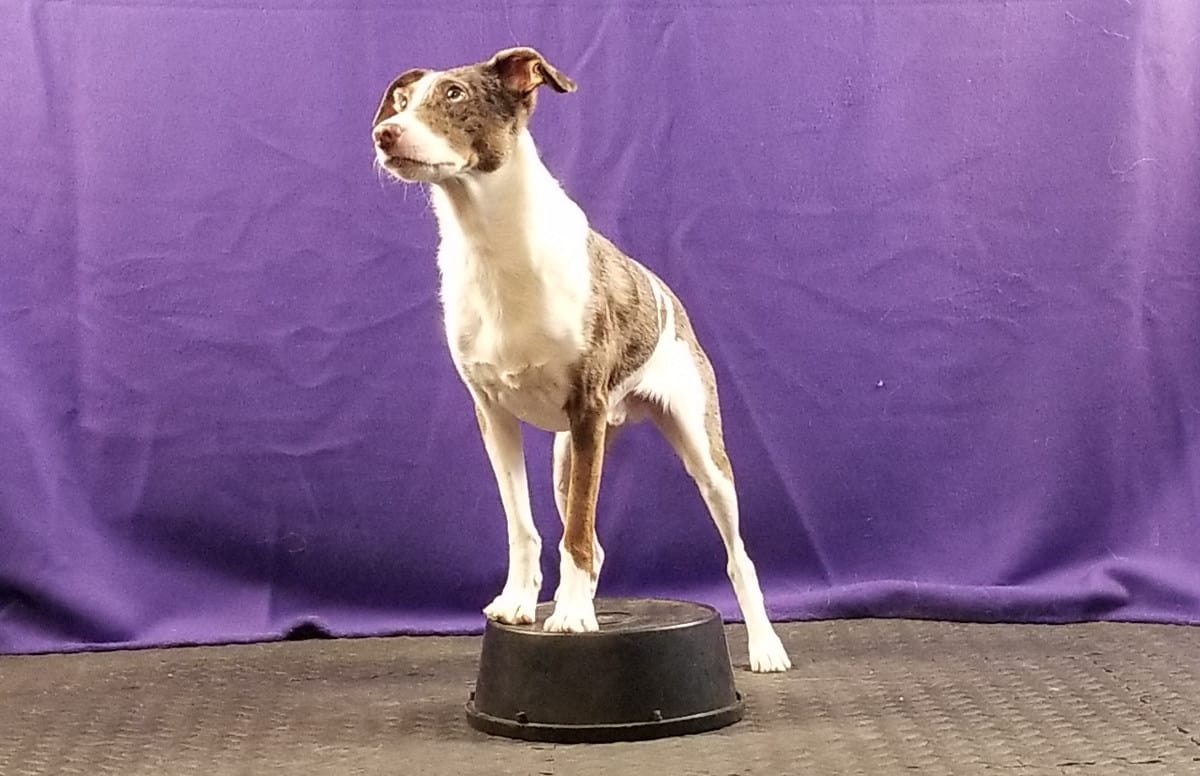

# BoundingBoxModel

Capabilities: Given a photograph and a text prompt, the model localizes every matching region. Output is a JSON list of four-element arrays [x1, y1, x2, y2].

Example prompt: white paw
[[748, 632, 792, 673], [543, 600, 599, 633], [483, 591, 537, 625]]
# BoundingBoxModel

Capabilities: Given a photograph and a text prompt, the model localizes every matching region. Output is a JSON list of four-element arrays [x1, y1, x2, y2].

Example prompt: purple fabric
[[2, 1, 1198, 655]]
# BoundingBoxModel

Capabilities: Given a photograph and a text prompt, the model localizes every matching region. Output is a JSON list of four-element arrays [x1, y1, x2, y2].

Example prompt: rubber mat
[[2, 620, 1198, 775]]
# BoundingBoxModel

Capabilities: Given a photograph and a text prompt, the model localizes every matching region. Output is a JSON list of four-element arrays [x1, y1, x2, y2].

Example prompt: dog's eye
[[445, 85, 465, 101], [395, 93, 409, 111]]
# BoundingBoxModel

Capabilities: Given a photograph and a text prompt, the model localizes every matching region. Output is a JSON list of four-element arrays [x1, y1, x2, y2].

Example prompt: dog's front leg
[[474, 401, 542, 625], [544, 406, 605, 633]]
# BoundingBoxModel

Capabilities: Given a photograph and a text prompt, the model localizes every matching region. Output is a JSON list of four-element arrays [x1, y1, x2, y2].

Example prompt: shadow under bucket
[[465, 597, 744, 743]]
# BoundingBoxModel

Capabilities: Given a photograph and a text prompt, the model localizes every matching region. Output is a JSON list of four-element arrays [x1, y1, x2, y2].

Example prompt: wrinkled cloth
[[1, 0, 1198, 653]]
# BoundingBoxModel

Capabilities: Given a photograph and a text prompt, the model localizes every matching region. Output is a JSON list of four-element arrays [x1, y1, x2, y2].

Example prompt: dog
[[371, 47, 791, 672]]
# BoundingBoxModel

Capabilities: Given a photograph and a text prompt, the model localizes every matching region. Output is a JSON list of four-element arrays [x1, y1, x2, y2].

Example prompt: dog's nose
[[374, 124, 400, 149]]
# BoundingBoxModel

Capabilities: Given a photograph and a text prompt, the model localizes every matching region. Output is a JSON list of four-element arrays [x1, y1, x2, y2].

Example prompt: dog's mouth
[[389, 155, 452, 169], [381, 154, 460, 180]]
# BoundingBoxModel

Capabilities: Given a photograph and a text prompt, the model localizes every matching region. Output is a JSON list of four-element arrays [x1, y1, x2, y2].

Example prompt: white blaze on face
[[375, 72, 468, 179]]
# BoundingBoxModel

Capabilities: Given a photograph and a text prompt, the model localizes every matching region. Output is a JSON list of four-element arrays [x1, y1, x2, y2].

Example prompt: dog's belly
[[461, 360, 573, 431]]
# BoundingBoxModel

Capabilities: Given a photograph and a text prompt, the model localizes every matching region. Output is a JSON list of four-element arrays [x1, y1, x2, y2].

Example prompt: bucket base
[[465, 598, 744, 743]]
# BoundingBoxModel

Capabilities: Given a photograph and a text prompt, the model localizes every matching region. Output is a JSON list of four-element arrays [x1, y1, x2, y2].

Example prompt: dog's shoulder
[[576, 230, 668, 391]]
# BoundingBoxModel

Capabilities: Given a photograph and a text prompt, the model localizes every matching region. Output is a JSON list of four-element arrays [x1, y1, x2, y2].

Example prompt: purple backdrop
[[2, 1, 1198, 654]]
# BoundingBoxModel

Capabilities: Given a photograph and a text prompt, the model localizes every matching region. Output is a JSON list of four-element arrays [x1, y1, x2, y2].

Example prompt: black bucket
[[465, 597, 744, 743]]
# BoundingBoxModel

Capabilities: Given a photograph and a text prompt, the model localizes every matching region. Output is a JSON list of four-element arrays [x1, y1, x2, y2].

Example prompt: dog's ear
[[490, 47, 576, 95], [372, 69, 428, 126]]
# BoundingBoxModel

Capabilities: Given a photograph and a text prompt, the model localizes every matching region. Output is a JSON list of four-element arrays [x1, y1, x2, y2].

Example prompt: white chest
[[423, 132, 597, 431], [437, 224, 591, 432]]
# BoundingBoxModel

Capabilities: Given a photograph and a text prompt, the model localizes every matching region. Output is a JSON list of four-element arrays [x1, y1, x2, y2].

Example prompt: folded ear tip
[[492, 45, 540, 62]]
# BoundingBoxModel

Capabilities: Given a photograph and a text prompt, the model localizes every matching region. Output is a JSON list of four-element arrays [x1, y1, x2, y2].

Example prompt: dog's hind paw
[[542, 600, 598, 633], [483, 592, 538, 625], [747, 631, 792, 673]]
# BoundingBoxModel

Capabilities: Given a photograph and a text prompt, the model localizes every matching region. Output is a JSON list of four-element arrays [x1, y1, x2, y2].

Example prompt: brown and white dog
[[372, 47, 790, 671]]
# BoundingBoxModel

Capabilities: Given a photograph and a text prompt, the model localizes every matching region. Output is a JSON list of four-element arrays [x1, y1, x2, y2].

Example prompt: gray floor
[[2, 619, 1198, 775]]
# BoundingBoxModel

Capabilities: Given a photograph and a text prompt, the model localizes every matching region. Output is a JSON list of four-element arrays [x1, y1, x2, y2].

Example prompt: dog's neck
[[431, 129, 585, 272]]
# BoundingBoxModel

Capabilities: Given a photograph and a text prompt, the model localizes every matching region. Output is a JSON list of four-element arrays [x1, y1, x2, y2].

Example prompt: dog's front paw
[[748, 631, 792, 673], [542, 600, 599, 633], [483, 591, 538, 625]]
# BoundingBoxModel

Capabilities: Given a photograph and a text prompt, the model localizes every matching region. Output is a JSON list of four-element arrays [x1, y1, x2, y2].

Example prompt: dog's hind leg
[[647, 345, 792, 673], [475, 401, 542, 625]]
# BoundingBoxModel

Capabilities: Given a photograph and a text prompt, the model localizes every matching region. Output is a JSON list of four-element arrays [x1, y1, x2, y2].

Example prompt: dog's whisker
[[372, 158, 391, 190]]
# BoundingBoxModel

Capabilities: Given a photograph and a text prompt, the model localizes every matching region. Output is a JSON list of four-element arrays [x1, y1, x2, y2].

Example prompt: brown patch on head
[[372, 68, 428, 127], [411, 67, 531, 173]]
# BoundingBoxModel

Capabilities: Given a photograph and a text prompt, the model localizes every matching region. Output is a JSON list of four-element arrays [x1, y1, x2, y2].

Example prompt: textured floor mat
[[2, 620, 1198, 775]]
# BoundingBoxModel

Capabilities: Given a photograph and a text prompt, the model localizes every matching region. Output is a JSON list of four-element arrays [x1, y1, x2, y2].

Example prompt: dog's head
[[372, 47, 576, 184]]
